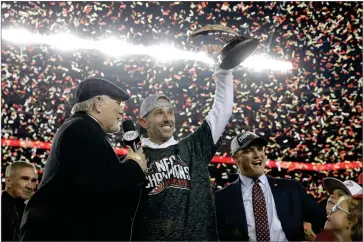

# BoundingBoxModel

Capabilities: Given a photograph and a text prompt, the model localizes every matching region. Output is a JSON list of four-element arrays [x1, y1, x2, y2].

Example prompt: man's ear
[[232, 155, 241, 167], [5, 176, 11, 188], [93, 96, 103, 113], [138, 117, 148, 129]]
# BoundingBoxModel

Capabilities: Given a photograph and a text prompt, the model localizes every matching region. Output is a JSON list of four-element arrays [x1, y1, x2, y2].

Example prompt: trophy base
[[219, 37, 259, 70]]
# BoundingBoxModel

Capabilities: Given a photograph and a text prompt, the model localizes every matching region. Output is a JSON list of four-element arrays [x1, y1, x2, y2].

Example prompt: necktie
[[252, 179, 270, 241]]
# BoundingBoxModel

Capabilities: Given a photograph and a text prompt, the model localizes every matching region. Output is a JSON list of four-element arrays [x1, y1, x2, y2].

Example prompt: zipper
[[129, 187, 143, 241]]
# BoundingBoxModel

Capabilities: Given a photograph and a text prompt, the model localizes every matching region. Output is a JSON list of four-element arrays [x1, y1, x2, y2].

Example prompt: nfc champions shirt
[[139, 120, 221, 241]]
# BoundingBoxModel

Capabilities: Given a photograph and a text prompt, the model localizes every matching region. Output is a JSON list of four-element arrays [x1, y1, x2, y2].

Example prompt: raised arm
[[205, 67, 234, 144]]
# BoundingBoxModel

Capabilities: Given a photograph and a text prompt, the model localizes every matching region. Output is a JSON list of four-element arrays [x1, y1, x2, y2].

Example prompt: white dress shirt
[[239, 174, 288, 242]]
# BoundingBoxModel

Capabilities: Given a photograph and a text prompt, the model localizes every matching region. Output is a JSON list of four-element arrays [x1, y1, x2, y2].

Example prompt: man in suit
[[215, 131, 326, 241], [20, 78, 147, 241], [2, 162, 38, 241]]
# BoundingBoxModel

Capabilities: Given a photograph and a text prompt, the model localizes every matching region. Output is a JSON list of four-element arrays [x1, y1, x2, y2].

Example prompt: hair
[[345, 197, 362, 241], [71, 96, 97, 115], [333, 188, 349, 199], [5, 161, 36, 177]]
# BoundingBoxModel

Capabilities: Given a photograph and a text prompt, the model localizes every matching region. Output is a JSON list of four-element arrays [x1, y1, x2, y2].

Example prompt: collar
[[2, 190, 26, 204], [141, 136, 178, 149], [87, 113, 104, 130], [2, 190, 14, 201], [87, 114, 121, 134], [71, 112, 106, 139], [239, 173, 267, 187]]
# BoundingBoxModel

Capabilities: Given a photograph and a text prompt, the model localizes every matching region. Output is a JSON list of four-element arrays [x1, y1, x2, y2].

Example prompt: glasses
[[331, 203, 351, 215], [331, 196, 352, 216]]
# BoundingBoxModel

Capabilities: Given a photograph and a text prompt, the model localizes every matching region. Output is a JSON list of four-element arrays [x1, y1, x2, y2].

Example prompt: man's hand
[[200, 44, 224, 65], [125, 147, 147, 172], [304, 222, 316, 241]]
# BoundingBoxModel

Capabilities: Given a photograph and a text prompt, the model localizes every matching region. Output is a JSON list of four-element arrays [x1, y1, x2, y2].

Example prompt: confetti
[[1, 2, 362, 200]]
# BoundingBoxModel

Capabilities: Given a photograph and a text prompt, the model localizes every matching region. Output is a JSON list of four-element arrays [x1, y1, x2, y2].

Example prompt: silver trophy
[[189, 25, 259, 70]]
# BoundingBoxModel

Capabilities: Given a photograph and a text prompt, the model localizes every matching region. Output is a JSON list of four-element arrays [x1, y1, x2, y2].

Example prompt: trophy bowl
[[219, 36, 259, 70], [189, 25, 259, 70]]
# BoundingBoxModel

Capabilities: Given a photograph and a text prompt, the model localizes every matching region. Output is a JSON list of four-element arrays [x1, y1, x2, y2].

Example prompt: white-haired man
[[20, 78, 147, 241]]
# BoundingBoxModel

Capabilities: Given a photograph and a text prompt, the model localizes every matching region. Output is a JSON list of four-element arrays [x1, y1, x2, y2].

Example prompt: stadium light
[[2, 29, 41, 44], [2, 28, 292, 72], [240, 54, 293, 72], [97, 37, 133, 57], [47, 33, 95, 51]]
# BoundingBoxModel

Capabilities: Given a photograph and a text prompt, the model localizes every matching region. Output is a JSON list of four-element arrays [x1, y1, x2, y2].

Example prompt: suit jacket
[[20, 112, 147, 241], [215, 175, 326, 241], [1, 191, 26, 241]]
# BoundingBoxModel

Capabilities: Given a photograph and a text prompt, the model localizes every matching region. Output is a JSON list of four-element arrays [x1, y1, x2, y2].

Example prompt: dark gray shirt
[[141, 120, 221, 240]]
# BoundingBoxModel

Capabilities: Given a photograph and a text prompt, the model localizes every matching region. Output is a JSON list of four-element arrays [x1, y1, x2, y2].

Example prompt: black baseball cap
[[231, 131, 268, 155], [75, 78, 129, 103]]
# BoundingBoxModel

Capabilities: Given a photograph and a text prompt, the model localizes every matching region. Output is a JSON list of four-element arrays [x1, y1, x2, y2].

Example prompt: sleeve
[[57, 119, 147, 197], [215, 191, 228, 240], [215, 190, 250, 241], [205, 67, 234, 144], [183, 68, 233, 163], [1, 199, 14, 241], [187, 120, 222, 162], [298, 183, 327, 233]]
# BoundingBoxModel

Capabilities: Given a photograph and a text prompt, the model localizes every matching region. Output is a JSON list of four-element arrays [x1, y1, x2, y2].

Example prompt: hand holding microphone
[[122, 120, 147, 172], [125, 147, 147, 172], [122, 120, 141, 151]]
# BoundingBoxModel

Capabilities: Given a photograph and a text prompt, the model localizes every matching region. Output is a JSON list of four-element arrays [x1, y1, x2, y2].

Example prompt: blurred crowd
[[1, 1, 362, 202]]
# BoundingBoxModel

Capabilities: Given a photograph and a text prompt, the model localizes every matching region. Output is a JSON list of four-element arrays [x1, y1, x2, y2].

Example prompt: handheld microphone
[[122, 119, 141, 151]]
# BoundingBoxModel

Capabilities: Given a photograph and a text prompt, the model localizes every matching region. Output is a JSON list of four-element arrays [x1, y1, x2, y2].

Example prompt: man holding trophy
[[133, 25, 259, 240]]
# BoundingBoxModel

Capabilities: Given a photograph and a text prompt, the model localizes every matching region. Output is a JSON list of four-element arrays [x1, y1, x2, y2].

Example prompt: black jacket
[[20, 112, 147, 241], [215, 176, 326, 241], [1, 191, 26, 241]]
